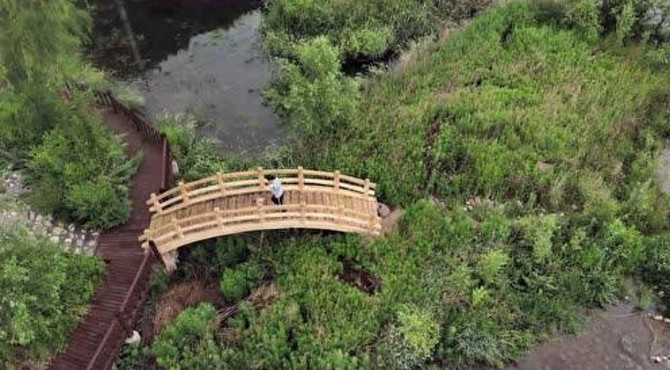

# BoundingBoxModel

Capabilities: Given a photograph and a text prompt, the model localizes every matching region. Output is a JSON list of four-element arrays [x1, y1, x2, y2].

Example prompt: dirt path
[[507, 303, 670, 370]]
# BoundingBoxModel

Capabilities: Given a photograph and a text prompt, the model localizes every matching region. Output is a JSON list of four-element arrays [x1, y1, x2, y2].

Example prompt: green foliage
[[264, 37, 360, 145], [0, 227, 104, 368], [113, 84, 145, 110], [262, 0, 490, 60], [478, 249, 510, 285], [140, 3, 670, 369], [151, 303, 226, 370], [554, 0, 670, 42], [641, 234, 670, 312], [26, 96, 140, 229], [0, 0, 90, 87], [220, 261, 264, 302], [156, 112, 243, 181], [518, 214, 561, 263], [112, 343, 150, 370], [377, 305, 440, 370]]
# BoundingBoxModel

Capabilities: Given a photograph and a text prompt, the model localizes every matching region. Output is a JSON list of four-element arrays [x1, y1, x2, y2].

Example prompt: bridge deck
[[142, 169, 382, 263]]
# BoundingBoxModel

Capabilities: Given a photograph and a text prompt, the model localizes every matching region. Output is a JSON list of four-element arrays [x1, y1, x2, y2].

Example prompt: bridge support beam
[[162, 251, 179, 273]]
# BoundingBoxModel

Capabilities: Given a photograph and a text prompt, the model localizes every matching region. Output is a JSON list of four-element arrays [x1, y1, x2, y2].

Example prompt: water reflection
[[90, 0, 262, 75], [90, 0, 284, 156]]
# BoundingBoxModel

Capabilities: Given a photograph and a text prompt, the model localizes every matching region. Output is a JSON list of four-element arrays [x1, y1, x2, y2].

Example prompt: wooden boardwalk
[[48, 90, 379, 369], [49, 108, 165, 370], [141, 169, 382, 269]]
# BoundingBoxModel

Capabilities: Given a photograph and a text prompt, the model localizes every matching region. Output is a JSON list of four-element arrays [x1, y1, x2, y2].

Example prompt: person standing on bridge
[[267, 175, 284, 205]]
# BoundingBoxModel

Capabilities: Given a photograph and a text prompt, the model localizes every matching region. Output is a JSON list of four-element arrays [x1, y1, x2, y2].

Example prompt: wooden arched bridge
[[140, 168, 382, 269], [52, 86, 382, 370]]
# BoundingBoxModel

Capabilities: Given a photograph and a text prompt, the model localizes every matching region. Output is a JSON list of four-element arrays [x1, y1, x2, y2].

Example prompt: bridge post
[[216, 172, 226, 196], [300, 201, 306, 224], [334, 171, 341, 193], [257, 167, 265, 190], [215, 207, 224, 229], [172, 217, 183, 239], [364, 179, 371, 195], [298, 167, 304, 187], [150, 193, 162, 215], [178, 181, 190, 204], [257, 198, 265, 224]]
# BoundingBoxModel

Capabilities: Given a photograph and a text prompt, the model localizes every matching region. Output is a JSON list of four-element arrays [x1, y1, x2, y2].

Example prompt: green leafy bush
[[264, 37, 360, 144], [220, 261, 264, 302], [0, 227, 104, 368], [263, 0, 490, 60], [377, 305, 440, 370], [156, 112, 242, 181], [641, 234, 670, 312], [152, 303, 222, 370], [26, 96, 141, 229]]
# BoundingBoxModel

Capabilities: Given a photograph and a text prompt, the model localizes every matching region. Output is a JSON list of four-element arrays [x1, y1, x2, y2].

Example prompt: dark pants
[[271, 194, 284, 205]]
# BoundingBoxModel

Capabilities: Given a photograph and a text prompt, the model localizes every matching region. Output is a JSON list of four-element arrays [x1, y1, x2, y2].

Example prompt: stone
[[125, 330, 141, 345], [377, 203, 391, 218], [76, 239, 84, 247], [87, 240, 96, 248], [64, 238, 72, 245], [664, 318, 670, 324], [172, 160, 180, 176], [68, 224, 75, 232], [50, 236, 60, 244], [653, 315, 663, 321]]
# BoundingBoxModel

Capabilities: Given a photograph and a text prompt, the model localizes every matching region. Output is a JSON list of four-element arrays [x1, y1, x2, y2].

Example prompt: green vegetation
[[152, 303, 225, 370], [0, 227, 104, 368], [220, 261, 265, 302], [150, 2, 670, 369], [262, 0, 491, 60], [0, 0, 137, 229]]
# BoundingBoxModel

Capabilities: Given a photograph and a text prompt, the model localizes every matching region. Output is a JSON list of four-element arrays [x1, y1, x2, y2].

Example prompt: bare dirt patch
[[151, 280, 225, 337], [339, 260, 382, 295]]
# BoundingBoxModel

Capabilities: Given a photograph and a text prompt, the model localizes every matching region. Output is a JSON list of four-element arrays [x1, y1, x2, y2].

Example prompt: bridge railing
[[146, 167, 376, 217], [143, 202, 381, 254], [141, 168, 380, 254]]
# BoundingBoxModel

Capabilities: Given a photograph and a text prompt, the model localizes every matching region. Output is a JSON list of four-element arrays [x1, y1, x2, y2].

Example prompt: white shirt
[[270, 178, 283, 198]]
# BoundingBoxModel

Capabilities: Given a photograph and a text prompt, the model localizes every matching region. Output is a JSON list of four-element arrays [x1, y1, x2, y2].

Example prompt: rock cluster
[[649, 312, 670, 366], [1, 171, 98, 256]]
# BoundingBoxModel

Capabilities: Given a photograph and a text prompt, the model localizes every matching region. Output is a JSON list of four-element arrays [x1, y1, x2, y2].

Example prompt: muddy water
[[90, 0, 285, 155], [505, 303, 670, 370]]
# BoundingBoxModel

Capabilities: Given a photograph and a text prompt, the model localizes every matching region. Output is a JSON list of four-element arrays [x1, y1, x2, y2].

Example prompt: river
[[89, 0, 284, 156]]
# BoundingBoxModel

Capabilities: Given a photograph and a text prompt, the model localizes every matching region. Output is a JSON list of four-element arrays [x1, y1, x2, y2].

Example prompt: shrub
[[478, 249, 510, 285], [377, 305, 440, 370], [262, 0, 490, 61], [220, 261, 264, 302], [558, 0, 670, 42], [0, 227, 104, 368], [641, 234, 670, 312], [26, 96, 140, 229], [152, 303, 221, 370], [518, 214, 561, 264], [264, 37, 360, 145], [156, 112, 242, 182]]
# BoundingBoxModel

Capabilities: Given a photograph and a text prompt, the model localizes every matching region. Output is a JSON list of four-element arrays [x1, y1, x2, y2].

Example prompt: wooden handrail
[[146, 168, 376, 214], [142, 202, 381, 255], [62, 83, 174, 370]]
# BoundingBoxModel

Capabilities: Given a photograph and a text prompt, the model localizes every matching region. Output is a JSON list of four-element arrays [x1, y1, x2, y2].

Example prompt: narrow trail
[[49, 109, 163, 369]]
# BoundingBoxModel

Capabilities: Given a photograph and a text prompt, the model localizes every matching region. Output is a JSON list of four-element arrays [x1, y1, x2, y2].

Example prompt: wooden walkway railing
[[50, 86, 174, 370], [141, 168, 381, 268]]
